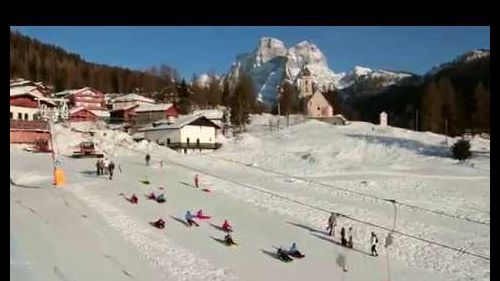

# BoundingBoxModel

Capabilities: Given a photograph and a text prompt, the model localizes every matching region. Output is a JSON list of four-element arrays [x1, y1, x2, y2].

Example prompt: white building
[[139, 114, 221, 153], [380, 111, 388, 126]]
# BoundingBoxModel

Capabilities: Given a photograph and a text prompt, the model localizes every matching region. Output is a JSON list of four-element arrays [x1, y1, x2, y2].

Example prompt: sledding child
[[289, 242, 304, 258], [185, 210, 199, 227], [147, 192, 156, 200], [222, 219, 232, 232], [156, 193, 166, 203], [129, 193, 138, 204], [153, 218, 165, 229], [224, 233, 236, 246], [277, 247, 293, 262]]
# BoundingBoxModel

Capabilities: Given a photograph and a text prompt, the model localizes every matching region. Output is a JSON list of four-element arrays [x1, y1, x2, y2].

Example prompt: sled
[[196, 215, 211, 219], [289, 252, 305, 258], [202, 188, 212, 193]]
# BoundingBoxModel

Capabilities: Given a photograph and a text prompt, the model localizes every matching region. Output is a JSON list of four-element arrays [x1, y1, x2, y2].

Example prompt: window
[[196, 138, 200, 145], [18, 113, 22, 120], [317, 107, 320, 111], [186, 138, 190, 145], [10, 112, 13, 119], [167, 138, 170, 145], [25, 113, 29, 120]]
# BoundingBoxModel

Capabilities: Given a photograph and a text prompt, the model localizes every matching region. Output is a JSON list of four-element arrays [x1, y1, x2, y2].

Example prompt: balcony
[[10, 119, 50, 131]]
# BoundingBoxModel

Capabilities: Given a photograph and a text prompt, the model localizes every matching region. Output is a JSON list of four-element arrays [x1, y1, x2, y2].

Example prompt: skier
[[340, 227, 347, 246], [145, 154, 151, 166], [327, 212, 337, 236], [347, 227, 354, 248], [224, 233, 236, 246], [277, 247, 293, 262], [128, 193, 138, 204], [370, 231, 379, 256], [152, 218, 166, 229], [289, 242, 304, 258], [156, 193, 166, 203], [108, 161, 115, 180], [222, 219, 232, 232], [185, 211, 199, 227], [103, 158, 110, 175], [160, 160, 164, 168], [194, 174, 200, 188], [96, 159, 101, 176]]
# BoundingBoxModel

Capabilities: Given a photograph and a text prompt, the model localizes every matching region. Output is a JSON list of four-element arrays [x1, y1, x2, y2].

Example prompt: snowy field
[[10, 115, 490, 281]]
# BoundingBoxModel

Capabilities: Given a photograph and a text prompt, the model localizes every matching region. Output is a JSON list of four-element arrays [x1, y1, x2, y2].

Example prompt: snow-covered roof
[[69, 106, 93, 115], [54, 87, 101, 97], [192, 109, 224, 120], [139, 114, 219, 131], [111, 93, 155, 104], [90, 110, 110, 118], [134, 103, 173, 113], [10, 86, 40, 97], [109, 104, 138, 112], [10, 87, 57, 106]]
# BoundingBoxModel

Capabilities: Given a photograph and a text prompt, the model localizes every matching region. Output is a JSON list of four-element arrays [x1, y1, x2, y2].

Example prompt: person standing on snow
[[347, 227, 354, 248], [370, 231, 379, 256], [194, 174, 200, 188], [96, 159, 101, 176], [327, 213, 337, 236], [145, 154, 151, 166], [103, 158, 110, 175], [108, 161, 115, 180], [340, 227, 347, 246]]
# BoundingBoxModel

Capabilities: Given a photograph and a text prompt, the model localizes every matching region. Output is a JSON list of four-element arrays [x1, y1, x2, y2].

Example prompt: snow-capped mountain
[[338, 66, 413, 89], [426, 49, 490, 76], [193, 73, 220, 88], [225, 37, 413, 106]]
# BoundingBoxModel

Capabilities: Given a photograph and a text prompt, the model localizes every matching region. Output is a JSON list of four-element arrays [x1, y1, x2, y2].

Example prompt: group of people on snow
[[327, 212, 379, 256], [96, 158, 116, 180]]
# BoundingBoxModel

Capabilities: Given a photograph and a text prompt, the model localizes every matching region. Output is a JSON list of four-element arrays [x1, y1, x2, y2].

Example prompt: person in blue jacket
[[185, 210, 199, 227], [289, 242, 304, 257]]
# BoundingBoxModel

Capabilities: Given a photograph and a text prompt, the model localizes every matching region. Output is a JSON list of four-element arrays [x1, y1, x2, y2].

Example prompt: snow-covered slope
[[226, 37, 414, 106], [11, 117, 489, 281]]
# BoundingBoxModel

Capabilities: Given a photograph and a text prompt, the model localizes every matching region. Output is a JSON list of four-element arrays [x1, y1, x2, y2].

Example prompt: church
[[297, 67, 334, 118]]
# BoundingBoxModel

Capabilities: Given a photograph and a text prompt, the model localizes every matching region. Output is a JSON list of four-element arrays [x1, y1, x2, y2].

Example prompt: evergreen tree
[[471, 82, 490, 132], [177, 79, 191, 114], [230, 74, 256, 131]]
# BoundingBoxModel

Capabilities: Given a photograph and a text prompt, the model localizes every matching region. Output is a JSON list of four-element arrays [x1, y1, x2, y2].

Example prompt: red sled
[[202, 188, 211, 193], [197, 215, 211, 219]]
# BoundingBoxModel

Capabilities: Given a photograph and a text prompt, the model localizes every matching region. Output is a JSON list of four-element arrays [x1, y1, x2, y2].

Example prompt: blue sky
[[12, 26, 489, 79]]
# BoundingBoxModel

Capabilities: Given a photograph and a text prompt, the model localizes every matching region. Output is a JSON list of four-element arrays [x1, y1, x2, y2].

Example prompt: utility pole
[[415, 110, 419, 131], [445, 118, 449, 136]]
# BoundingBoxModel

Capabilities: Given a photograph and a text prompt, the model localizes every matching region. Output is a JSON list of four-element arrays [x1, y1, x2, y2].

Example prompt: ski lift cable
[[114, 144, 490, 262], [204, 154, 489, 226]]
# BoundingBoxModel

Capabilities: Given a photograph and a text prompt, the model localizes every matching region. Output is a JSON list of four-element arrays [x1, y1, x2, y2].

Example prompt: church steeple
[[299, 66, 313, 98]]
